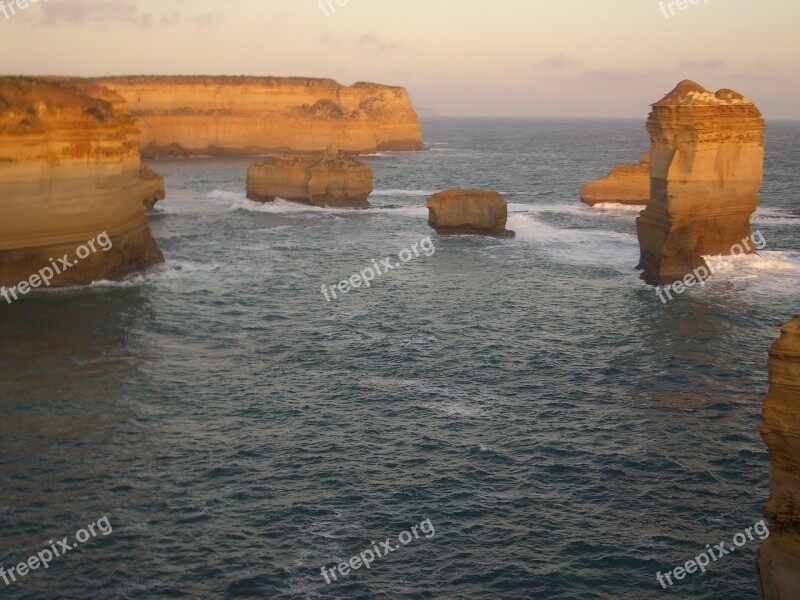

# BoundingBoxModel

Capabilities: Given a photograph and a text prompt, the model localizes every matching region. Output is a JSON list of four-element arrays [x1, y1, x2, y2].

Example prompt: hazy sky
[[1, 0, 798, 119]]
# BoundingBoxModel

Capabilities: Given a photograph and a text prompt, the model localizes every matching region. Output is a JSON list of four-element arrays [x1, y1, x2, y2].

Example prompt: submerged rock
[[427, 190, 515, 237], [246, 146, 373, 208], [580, 152, 650, 206], [636, 80, 766, 285], [757, 316, 800, 599]]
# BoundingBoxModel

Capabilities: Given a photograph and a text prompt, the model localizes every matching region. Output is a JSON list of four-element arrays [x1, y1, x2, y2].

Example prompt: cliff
[[757, 316, 800, 599], [636, 80, 766, 285], [94, 76, 423, 156], [580, 152, 650, 206], [139, 163, 166, 210], [246, 146, 373, 208], [427, 190, 515, 237], [0, 77, 164, 290]]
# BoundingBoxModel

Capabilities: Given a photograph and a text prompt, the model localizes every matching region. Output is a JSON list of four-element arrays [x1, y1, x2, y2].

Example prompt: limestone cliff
[[0, 77, 164, 289], [427, 190, 515, 237], [636, 80, 766, 285], [757, 316, 800, 600], [246, 146, 373, 208], [139, 163, 166, 210], [94, 76, 423, 156], [581, 153, 650, 206]]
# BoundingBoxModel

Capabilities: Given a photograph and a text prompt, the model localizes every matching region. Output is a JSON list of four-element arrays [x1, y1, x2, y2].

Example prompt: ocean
[[1, 117, 799, 599]]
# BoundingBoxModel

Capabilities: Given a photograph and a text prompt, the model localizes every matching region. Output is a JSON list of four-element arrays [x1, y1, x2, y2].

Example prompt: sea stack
[[0, 77, 164, 290], [636, 80, 766, 285], [246, 146, 373, 208], [427, 190, 515, 237], [580, 152, 650, 206], [95, 76, 423, 156], [757, 316, 800, 599]]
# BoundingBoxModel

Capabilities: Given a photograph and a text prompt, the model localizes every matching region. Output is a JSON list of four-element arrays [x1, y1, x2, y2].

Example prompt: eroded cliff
[[758, 316, 800, 599], [95, 76, 423, 156], [0, 77, 163, 290], [636, 80, 766, 285]]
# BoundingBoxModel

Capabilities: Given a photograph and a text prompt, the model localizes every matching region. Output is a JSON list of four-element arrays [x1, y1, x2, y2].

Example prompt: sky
[[1, 0, 798, 119]]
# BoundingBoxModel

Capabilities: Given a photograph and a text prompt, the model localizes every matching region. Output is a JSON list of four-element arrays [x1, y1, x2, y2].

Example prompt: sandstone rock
[[580, 153, 650, 206], [93, 76, 423, 156], [636, 80, 766, 285], [246, 146, 373, 208], [0, 77, 164, 289], [139, 163, 166, 210], [427, 190, 514, 237], [757, 316, 800, 600]]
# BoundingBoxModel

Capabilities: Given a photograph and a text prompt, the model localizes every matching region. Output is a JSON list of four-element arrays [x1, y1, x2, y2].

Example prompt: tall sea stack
[[757, 316, 800, 599], [0, 78, 164, 289], [636, 80, 766, 285]]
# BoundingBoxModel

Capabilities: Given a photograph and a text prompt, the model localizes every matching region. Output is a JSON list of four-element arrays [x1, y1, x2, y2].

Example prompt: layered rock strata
[[757, 316, 800, 599], [95, 76, 423, 156], [427, 190, 515, 237], [246, 147, 373, 208], [580, 152, 650, 206], [0, 77, 164, 289], [636, 80, 766, 285]]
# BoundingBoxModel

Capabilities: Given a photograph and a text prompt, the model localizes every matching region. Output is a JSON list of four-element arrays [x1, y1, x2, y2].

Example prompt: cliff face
[[758, 317, 800, 599], [636, 80, 766, 285], [246, 146, 373, 208], [427, 190, 515, 237], [139, 163, 166, 210], [95, 76, 423, 156], [0, 77, 164, 289], [580, 152, 650, 206]]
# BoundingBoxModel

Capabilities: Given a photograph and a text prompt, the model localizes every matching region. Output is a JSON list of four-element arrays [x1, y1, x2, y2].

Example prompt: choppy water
[[1, 118, 799, 599]]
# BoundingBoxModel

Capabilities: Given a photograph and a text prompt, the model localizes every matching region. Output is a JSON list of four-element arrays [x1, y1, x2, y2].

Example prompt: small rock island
[[246, 147, 374, 208], [427, 190, 515, 237]]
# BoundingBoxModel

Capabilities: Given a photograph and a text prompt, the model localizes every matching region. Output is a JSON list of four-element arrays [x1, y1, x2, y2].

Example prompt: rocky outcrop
[[636, 80, 766, 285], [581, 153, 650, 206], [0, 77, 164, 289], [139, 163, 166, 210], [757, 316, 800, 600], [246, 147, 373, 208], [94, 76, 423, 156], [427, 190, 515, 237]]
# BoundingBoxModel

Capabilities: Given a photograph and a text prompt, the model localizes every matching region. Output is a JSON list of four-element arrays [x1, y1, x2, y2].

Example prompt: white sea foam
[[590, 202, 645, 213], [371, 189, 436, 197]]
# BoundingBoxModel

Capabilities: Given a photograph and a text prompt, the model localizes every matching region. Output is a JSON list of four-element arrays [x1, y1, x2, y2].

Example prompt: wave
[[589, 202, 645, 213], [370, 189, 436, 197], [753, 207, 800, 226]]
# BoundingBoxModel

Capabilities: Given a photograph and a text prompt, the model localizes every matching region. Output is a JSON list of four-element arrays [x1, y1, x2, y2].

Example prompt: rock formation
[[427, 190, 515, 237], [139, 163, 166, 210], [0, 77, 164, 290], [580, 152, 650, 206], [246, 146, 373, 208], [757, 316, 800, 599], [94, 76, 423, 156], [636, 80, 766, 285]]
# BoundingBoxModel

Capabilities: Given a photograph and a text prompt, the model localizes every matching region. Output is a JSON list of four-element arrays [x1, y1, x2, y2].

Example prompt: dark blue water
[[1, 118, 799, 599]]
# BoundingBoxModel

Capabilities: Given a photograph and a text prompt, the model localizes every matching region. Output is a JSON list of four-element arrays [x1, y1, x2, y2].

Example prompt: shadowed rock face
[[0, 77, 164, 289], [94, 76, 423, 156], [427, 190, 515, 237], [580, 153, 650, 206], [246, 147, 373, 208], [636, 80, 766, 285], [139, 163, 166, 210], [757, 316, 800, 600]]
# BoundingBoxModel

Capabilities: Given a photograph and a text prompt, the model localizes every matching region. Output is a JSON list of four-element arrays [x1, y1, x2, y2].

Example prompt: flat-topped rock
[[246, 146, 373, 208], [580, 153, 650, 206], [636, 80, 766, 285], [427, 190, 515, 237]]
